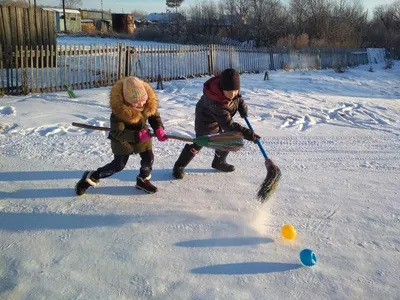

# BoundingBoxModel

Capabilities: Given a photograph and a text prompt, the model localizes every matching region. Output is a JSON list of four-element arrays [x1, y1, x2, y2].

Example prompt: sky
[[37, 0, 393, 14]]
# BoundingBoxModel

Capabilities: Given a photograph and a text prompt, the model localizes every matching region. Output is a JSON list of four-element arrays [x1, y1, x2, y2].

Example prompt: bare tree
[[290, 0, 334, 40], [59, 0, 82, 8], [328, 0, 368, 47], [166, 0, 184, 13], [367, 1, 400, 56], [222, 0, 252, 40], [186, 1, 222, 38], [223, 0, 252, 22], [132, 9, 147, 20], [378, 1, 400, 31], [248, 0, 288, 46], [287, 0, 368, 47]]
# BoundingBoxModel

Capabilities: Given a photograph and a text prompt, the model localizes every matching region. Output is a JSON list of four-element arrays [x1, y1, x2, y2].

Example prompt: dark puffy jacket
[[195, 76, 254, 141]]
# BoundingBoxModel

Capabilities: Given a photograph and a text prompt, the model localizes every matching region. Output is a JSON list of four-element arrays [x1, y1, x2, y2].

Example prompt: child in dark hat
[[172, 68, 260, 179], [75, 76, 168, 195]]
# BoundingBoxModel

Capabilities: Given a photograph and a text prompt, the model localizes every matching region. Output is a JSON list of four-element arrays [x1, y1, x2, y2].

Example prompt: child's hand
[[252, 133, 261, 143], [243, 130, 261, 143], [155, 128, 168, 142], [138, 129, 152, 142]]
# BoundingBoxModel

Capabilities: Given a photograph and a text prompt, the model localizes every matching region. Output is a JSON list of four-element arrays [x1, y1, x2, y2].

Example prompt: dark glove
[[238, 105, 248, 118], [243, 129, 260, 143], [251, 133, 261, 143]]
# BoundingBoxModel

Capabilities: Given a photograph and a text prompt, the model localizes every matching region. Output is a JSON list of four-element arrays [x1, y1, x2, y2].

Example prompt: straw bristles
[[256, 159, 282, 203]]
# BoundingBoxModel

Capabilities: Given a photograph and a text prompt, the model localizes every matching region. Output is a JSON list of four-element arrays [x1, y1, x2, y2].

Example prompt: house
[[80, 9, 112, 22], [81, 19, 96, 33], [145, 13, 185, 24], [80, 9, 112, 32], [42, 8, 81, 32]]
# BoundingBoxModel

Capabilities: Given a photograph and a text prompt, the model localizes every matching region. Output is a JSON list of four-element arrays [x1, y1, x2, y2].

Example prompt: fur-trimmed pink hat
[[122, 77, 148, 105]]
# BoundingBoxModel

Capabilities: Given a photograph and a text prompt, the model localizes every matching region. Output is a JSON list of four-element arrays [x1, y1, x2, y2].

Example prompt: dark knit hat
[[219, 68, 240, 91]]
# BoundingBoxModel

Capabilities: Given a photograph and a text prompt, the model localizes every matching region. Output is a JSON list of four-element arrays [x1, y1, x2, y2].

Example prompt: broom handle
[[71, 122, 194, 143], [243, 116, 269, 159]]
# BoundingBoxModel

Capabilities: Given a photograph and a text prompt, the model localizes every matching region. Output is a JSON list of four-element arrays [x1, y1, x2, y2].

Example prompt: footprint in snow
[[0, 106, 16, 116]]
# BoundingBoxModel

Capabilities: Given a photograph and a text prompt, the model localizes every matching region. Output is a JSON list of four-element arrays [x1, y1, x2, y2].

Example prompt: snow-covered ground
[[57, 35, 175, 47], [0, 63, 399, 299]]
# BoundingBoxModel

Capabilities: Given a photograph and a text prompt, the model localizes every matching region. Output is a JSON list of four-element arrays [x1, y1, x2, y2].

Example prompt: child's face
[[223, 90, 239, 100], [132, 97, 147, 110]]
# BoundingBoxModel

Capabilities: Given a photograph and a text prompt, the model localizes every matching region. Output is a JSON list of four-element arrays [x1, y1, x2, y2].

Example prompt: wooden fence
[[0, 6, 57, 49], [0, 43, 370, 96]]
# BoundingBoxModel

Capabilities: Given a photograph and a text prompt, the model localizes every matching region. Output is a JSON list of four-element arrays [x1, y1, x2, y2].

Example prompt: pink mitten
[[155, 128, 168, 142], [138, 129, 152, 142]]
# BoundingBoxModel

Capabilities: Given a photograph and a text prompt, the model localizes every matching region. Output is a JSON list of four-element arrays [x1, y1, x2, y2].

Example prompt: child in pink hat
[[75, 76, 168, 195]]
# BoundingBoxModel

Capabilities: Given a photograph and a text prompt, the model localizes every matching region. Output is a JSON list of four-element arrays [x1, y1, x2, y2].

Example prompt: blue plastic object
[[300, 249, 317, 266], [244, 116, 268, 159]]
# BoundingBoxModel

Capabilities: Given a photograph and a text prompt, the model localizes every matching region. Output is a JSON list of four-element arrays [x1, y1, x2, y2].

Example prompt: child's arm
[[238, 96, 248, 118], [148, 111, 164, 132], [148, 112, 168, 141], [209, 103, 257, 142]]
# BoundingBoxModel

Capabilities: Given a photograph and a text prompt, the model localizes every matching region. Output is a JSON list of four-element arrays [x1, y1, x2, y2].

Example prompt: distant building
[[81, 19, 96, 33], [80, 9, 112, 22], [145, 13, 185, 24], [96, 20, 112, 33], [42, 8, 81, 32], [79, 10, 112, 33]]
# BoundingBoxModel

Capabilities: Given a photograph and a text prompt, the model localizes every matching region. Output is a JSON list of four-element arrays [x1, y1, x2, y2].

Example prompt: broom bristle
[[256, 161, 282, 203], [206, 131, 244, 151]]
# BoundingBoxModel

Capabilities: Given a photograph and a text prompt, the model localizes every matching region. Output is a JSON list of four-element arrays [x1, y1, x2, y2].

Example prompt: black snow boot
[[211, 150, 235, 172], [172, 144, 198, 179], [75, 171, 99, 196], [136, 175, 158, 194]]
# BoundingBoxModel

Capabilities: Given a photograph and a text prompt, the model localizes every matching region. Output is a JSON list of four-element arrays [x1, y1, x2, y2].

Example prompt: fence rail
[[0, 5, 57, 49], [1, 43, 374, 96]]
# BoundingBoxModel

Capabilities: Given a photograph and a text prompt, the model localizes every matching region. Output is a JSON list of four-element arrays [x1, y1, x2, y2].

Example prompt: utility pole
[[62, 0, 67, 32], [101, 0, 104, 19]]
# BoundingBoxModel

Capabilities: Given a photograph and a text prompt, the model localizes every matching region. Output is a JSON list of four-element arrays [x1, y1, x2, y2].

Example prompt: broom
[[64, 84, 76, 98], [244, 116, 282, 203], [71, 122, 244, 152]]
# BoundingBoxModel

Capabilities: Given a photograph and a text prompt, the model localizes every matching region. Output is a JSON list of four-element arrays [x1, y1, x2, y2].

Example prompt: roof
[[42, 7, 80, 14], [145, 13, 184, 23]]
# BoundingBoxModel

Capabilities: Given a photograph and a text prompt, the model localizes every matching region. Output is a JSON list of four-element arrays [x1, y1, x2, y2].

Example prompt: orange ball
[[281, 224, 297, 240]]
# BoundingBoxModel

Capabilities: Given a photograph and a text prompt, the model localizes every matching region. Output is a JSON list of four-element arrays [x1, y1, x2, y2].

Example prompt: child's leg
[[172, 143, 202, 179], [138, 150, 154, 179], [75, 155, 130, 196], [136, 150, 157, 194], [91, 155, 130, 180], [211, 150, 235, 172]]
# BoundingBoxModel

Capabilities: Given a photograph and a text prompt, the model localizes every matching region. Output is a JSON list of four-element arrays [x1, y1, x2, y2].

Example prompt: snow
[[1, 63, 400, 299], [367, 48, 386, 64], [57, 35, 176, 47], [42, 8, 81, 15]]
